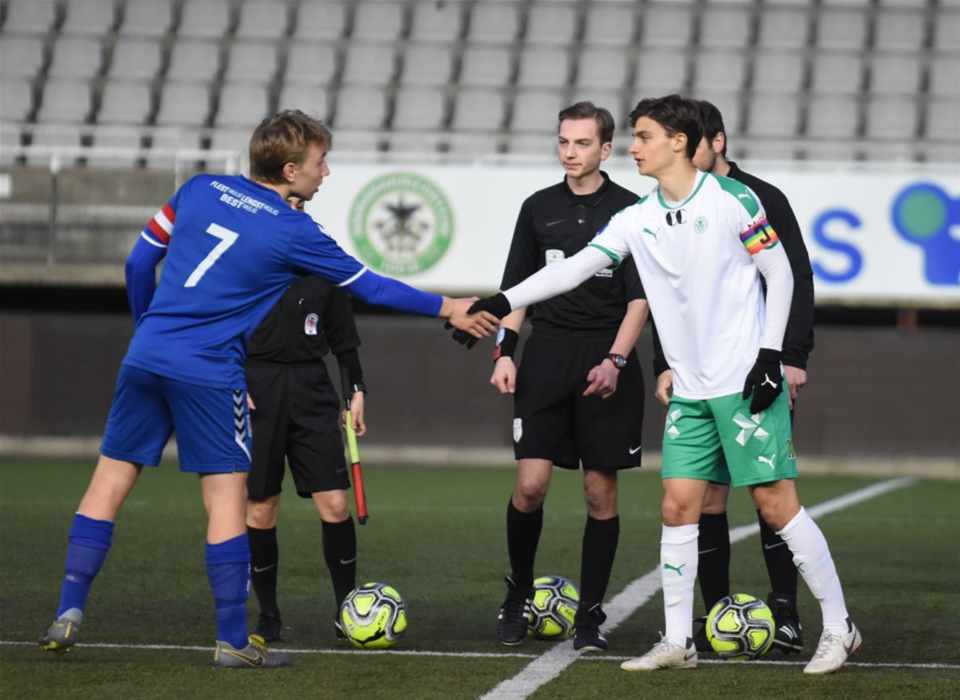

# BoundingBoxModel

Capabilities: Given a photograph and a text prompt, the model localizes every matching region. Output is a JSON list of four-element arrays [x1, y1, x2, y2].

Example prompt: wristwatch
[[350, 381, 368, 395], [606, 353, 627, 370]]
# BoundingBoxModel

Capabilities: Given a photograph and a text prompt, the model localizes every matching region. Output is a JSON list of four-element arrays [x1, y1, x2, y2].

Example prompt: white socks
[[661, 523, 699, 646], [777, 507, 849, 631]]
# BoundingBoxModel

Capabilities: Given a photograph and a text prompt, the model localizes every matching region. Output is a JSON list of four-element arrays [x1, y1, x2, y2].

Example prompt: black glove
[[742, 348, 783, 414], [444, 321, 479, 349], [467, 293, 512, 320]]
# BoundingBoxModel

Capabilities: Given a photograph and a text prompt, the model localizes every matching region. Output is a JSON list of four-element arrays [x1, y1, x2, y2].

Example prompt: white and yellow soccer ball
[[339, 582, 408, 649], [706, 593, 775, 660], [527, 575, 579, 640]]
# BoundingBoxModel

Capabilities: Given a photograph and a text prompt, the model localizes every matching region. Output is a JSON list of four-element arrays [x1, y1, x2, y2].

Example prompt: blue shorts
[[101, 365, 252, 473]]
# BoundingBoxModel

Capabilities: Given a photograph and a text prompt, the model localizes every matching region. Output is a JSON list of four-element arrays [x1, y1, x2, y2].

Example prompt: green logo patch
[[348, 172, 454, 276], [694, 216, 708, 234]]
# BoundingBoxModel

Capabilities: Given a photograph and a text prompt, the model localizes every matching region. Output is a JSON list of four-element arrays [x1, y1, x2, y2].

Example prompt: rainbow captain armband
[[740, 217, 780, 255]]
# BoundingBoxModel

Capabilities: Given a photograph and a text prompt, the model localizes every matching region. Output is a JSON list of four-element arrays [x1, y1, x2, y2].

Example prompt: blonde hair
[[249, 110, 332, 184]]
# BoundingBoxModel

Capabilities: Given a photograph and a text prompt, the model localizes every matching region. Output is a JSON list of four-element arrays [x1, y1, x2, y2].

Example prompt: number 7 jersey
[[589, 171, 785, 400], [124, 174, 366, 389]]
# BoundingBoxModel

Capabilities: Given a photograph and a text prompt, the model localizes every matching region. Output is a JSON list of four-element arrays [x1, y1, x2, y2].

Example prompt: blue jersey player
[[39, 111, 498, 668]]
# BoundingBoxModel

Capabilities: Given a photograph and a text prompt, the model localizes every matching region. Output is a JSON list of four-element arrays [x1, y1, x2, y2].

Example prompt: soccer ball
[[339, 582, 408, 649], [706, 593, 775, 660], [527, 575, 579, 640]]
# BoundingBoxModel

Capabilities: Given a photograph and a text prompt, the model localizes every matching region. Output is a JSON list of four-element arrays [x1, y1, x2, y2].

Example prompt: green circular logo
[[694, 215, 708, 234], [348, 172, 454, 275], [896, 189, 946, 240]]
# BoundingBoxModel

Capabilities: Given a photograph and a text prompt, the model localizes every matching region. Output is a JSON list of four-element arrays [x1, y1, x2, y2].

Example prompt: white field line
[[2, 639, 957, 672], [479, 476, 918, 700]]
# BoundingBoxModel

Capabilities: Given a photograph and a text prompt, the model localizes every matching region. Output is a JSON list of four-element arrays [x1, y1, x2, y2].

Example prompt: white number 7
[[184, 223, 239, 288]]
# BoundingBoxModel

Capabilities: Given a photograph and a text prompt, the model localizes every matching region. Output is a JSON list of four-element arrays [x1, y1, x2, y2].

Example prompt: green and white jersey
[[590, 171, 784, 400]]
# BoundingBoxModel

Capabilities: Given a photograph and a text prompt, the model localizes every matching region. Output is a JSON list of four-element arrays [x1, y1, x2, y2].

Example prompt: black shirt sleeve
[[500, 198, 540, 291], [322, 285, 362, 357]]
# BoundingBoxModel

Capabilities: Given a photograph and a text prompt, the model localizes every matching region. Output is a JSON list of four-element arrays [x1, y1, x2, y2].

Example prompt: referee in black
[[244, 197, 368, 642], [653, 99, 815, 655], [492, 102, 648, 652]]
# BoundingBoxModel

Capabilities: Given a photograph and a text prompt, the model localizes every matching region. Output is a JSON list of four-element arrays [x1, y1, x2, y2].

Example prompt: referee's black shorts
[[513, 330, 644, 471], [245, 359, 349, 501]]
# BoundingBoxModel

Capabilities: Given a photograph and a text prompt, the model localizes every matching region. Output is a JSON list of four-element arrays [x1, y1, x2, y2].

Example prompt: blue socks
[[57, 513, 115, 619], [206, 534, 251, 649]]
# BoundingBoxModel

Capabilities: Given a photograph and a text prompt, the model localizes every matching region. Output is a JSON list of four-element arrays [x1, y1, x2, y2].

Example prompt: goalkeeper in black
[[491, 102, 648, 651], [244, 197, 367, 642]]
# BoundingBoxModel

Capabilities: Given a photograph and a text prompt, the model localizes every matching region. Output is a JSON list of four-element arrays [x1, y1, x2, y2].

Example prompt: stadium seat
[[746, 93, 801, 138], [208, 127, 253, 155], [392, 87, 447, 131], [507, 132, 557, 156], [178, 0, 232, 39], [633, 47, 689, 96], [873, 9, 925, 51], [524, 2, 578, 46], [0, 77, 33, 122], [932, 11, 960, 53], [639, 4, 695, 48], [450, 88, 507, 132], [235, 1, 291, 40], [330, 131, 383, 153], [517, 46, 571, 89], [277, 83, 330, 121], [166, 39, 222, 83], [108, 37, 163, 80], [929, 55, 960, 97], [467, 3, 521, 44], [409, 1, 463, 42], [26, 123, 83, 168], [334, 86, 388, 130], [459, 46, 513, 88], [292, 1, 347, 41], [352, 1, 405, 41], [926, 96, 960, 140], [864, 95, 918, 140], [60, 0, 116, 36], [155, 82, 211, 127], [810, 53, 864, 95], [98, 81, 152, 125], [36, 79, 92, 123], [576, 47, 630, 91], [118, 0, 174, 38], [224, 41, 280, 84], [510, 90, 565, 133], [757, 5, 811, 49], [582, 3, 636, 47], [693, 49, 747, 92], [46, 36, 103, 80], [341, 42, 396, 87], [816, 8, 868, 50], [86, 126, 144, 170], [399, 44, 454, 86], [2, 0, 58, 35], [870, 54, 921, 95], [214, 82, 271, 128], [751, 52, 805, 94], [0, 35, 45, 78], [446, 132, 502, 157], [805, 94, 859, 139], [284, 42, 338, 86], [698, 4, 752, 49], [146, 128, 203, 171]]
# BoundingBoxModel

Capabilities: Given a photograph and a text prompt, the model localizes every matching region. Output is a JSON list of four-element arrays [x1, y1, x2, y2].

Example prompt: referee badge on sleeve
[[304, 313, 319, 335], [513, 418, 523, 443]]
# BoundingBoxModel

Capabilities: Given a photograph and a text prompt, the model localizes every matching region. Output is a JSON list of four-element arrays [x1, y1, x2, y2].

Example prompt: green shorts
[[661, 384, 797, 487]]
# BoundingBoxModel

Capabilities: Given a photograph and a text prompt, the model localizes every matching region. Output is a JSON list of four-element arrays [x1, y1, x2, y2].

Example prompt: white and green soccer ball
[[527, 575, 579, 640], [339, 582, 408, 649], [706, 593, 775, 660]]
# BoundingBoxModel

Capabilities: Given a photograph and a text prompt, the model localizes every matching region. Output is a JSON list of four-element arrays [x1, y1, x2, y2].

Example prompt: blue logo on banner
[[891, 183, 960, 286]]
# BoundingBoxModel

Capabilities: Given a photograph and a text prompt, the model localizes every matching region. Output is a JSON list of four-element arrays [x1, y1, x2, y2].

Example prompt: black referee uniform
[[245, 275, 363, 500], [501, 172, 645, 470]]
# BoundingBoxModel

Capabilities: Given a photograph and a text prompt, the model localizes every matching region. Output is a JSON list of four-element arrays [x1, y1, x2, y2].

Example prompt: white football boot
[[803, 618, 862, 675], [621, 634, 697, 672]]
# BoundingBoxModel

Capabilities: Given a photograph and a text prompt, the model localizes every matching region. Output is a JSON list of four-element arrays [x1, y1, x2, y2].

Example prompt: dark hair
[[628, 94, 702, 160], [697, 100, 728, 157], [558, 101, 615, 144], [249, 110, 332, 184]]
